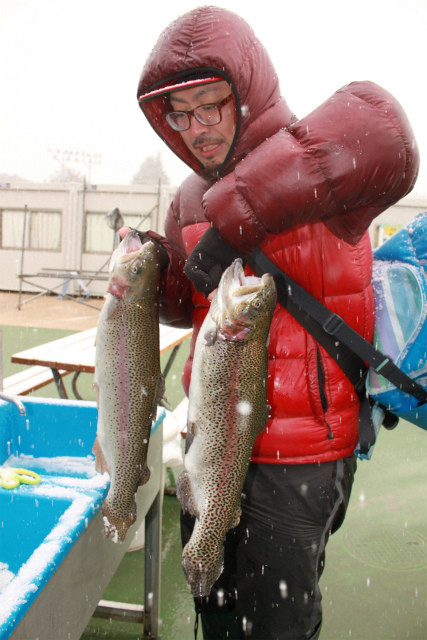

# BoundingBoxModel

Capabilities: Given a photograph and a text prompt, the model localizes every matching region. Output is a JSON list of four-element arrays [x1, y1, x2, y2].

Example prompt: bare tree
[[48, 166, 84, 183], [132, 152, 170, 185], [0, 173, 30, 183]]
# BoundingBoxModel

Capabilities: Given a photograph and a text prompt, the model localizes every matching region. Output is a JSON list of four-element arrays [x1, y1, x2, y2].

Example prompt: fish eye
[[252, 299, 261, 309], [131, 262, 142, 275]]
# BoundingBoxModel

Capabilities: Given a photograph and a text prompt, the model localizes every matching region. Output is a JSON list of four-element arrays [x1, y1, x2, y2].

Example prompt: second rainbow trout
[[177, 258, 276, 596]]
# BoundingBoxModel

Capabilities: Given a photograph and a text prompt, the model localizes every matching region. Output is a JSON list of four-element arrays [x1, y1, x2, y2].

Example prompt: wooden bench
[[2, 366, 70, 396]]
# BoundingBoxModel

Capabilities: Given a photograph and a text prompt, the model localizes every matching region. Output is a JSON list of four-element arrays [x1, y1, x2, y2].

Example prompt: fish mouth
[[216, 259, 263, 324], [109, 230, 143, 273], [121, 229, 143, 254], [107, 231, 158, 299], [227, 259, 263, 302], [213, 259, 276, 341]]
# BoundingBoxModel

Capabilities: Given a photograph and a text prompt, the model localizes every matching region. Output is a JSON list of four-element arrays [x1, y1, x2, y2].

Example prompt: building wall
[[368, 196, 426, 247], [0, 183, 425, 296], [0, 182, 176, 296]]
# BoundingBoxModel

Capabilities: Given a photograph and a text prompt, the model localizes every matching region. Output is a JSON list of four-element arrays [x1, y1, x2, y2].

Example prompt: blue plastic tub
[[0, 396, 164, 639]]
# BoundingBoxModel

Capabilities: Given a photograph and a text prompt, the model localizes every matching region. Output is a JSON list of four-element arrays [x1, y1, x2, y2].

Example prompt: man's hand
[[184, 226, 246, 295]]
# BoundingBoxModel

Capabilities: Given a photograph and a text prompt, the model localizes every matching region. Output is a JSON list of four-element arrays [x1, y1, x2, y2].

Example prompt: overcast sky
[[1, 0, 426, 196]]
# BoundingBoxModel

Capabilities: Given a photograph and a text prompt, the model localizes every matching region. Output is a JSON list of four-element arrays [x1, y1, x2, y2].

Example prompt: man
[[133, 7, 419, 639]]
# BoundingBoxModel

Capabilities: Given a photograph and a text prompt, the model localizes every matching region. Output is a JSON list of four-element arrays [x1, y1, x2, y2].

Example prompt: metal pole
[[79, 177, 86, 272], [17, 205, 28, 310], [143, 487, 163, 639]]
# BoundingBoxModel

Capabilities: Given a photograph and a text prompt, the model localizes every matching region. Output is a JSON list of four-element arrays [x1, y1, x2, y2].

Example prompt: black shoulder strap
[[247, 247, 427, 405]]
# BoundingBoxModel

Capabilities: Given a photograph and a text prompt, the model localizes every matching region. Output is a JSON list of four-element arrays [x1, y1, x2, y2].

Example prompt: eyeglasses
[[165, 94, 233, 131]]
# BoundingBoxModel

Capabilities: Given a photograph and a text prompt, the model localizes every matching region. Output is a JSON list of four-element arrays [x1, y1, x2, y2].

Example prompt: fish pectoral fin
[[156, 374, 166, 405], [176, 470, 200, 518], [93, 381, 100, 408], [228, 506, 241, 530], [257, 404, 271, 435], [149, 374, 168, 418], [93, 437, 110, 475], [159, 396, 171, 411], [184, 422, 197, 454], [139, 464, 150, 487], [204, 327, 218, 346]]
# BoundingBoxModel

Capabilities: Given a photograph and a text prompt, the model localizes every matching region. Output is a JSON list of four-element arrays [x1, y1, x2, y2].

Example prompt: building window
[[1, 209, 62, 250], [84, 212, 152, 253]]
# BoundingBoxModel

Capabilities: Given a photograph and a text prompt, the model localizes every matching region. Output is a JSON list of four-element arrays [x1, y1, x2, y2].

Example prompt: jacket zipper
[[317, 347, 334, 440]]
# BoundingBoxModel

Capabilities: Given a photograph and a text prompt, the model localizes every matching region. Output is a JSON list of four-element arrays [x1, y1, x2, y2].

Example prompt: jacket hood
[[137, 6, 295, 177]]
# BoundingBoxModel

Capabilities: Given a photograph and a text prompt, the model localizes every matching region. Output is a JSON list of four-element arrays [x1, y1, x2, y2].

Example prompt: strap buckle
[[373, 356, 394, 376], [322, 313, 344, 336]]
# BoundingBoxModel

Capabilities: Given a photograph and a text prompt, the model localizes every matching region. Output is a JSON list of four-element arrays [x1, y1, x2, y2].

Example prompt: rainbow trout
[[177, 259, 276, 596], [93, 230, 164, 542]]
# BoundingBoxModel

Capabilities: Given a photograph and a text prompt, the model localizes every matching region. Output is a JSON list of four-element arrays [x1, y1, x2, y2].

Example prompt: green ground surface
[[1, 325, 426, 639]]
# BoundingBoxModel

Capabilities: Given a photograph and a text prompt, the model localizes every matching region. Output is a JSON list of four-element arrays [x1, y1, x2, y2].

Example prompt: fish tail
[[182, 541, 224, 598], [102, 498, 136, 543]]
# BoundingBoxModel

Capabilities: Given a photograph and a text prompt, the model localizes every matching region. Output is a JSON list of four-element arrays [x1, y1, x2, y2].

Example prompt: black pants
[[181, 457, 356, 640]]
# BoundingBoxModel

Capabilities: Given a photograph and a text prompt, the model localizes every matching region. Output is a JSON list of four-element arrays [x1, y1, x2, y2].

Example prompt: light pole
[[49, 149, 101, 183]]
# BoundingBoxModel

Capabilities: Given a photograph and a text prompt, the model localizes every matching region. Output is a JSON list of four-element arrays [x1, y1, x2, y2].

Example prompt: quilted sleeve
[[203, 81, 420, 251]]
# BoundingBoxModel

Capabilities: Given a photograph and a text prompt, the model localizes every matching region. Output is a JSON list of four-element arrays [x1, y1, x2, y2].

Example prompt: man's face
[[169, 80, 236, 173]]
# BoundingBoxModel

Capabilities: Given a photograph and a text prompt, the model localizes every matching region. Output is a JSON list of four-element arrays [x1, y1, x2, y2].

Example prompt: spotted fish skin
[[177, 259, 276, 596], [93, 231, 164, 542]]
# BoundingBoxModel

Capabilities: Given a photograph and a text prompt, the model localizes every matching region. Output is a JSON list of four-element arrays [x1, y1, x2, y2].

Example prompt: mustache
[[193, 135, 222, 149]]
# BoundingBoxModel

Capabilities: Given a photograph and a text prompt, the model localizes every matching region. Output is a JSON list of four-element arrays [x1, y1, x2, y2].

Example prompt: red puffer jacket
[[137, 7, 419, 464]]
